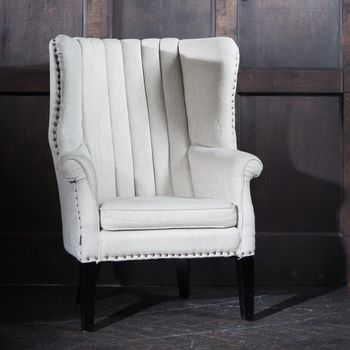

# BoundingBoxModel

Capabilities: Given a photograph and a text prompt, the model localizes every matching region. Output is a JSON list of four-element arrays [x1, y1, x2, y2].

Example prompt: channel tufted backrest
[[49, 35, 239, 204]]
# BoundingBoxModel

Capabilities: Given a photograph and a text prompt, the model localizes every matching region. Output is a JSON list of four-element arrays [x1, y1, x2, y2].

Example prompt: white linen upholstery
[[100, 228, 241, 262], [49, 35, 262, 263], [189, 146, 263, 255], [179, 37, 239, 148], [100, 196, 237, 231]]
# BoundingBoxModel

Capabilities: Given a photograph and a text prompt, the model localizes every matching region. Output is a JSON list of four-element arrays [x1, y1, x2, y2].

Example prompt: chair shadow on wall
[[246, 106, 347, 321]]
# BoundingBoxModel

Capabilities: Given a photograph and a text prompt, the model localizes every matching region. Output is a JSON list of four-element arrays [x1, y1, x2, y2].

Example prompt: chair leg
[[79, 262, 99, 332], [236, 256, 254, 321], [176, 259, 190, 298], [75, 284, 81, 304]]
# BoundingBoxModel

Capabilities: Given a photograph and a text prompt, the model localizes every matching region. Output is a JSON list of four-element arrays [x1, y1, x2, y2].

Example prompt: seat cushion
[[100, 196, 237, 231]]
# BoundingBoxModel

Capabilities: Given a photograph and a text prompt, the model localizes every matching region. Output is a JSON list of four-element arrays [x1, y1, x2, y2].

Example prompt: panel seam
[[177, 40, 195, 195], [159, 39, 175, 195], [140, 39, 157, 195], [121, 40, 137, 196], [103, 39, 118, 197]]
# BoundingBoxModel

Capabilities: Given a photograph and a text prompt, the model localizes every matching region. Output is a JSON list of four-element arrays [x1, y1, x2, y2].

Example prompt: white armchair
[[49, 35, 263, 331]]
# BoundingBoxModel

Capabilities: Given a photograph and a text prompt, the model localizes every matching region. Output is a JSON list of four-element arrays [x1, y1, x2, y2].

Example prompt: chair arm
[[56, 152, 100, 262], [188, 145, 263, 257], [57, 152, 98, 201], [188, 145, 263, 200]]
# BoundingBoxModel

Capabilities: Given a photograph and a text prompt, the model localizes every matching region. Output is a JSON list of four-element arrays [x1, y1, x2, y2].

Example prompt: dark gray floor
[[0, 285, 349, 349]]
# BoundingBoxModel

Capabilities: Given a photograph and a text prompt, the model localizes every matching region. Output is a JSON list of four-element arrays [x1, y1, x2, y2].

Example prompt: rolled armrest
[[56, 152, 100, 261], [57, 152, 98, 200], [188, 145, 263, 200]]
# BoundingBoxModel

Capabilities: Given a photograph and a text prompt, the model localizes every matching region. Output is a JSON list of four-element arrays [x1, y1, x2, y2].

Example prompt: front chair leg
[[79, 262, 99, 332], [176, 259, 190, 298], [236, 256, 254, 321]]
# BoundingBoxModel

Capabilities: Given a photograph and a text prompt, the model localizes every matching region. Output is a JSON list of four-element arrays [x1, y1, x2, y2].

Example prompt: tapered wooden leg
[[236, 256, 254, 321], [75, 285, 81, 304], [176, 259, 190, 298], [79, 262, 98, 332]]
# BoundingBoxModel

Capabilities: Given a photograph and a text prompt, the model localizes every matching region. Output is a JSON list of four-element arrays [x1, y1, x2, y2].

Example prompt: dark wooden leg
[[75, 285, 81, 304], [236, 256, 254, 321], [176, 259, 190, 298], [79, 262, 98, 332]]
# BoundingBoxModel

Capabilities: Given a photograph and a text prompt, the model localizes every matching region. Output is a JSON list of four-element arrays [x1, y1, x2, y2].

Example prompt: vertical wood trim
[[343, 0, 350, 239], [83, 0, 111, 38], [215, 0, 237, 42], [343, 1, 350, 282], [343, 0, 350, 66], [344, 94, 350, 237]]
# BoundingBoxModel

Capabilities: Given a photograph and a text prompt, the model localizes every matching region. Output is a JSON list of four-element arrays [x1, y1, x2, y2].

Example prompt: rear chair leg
[[236, 256, 254, 321], [176, 259, 190, 298], [78, 262, 99, 331]]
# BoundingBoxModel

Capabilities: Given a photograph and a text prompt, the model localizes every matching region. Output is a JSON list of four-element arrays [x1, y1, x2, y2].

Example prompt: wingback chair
[[48, 35, 263, 331]]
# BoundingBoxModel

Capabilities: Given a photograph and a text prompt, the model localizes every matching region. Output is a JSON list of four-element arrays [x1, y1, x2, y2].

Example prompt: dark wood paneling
[[0, 0, 83, 67], [113, 0, 215, 39], [1, 68, 342, 95], [215, 0, 237, 41], [238, 69, 343, 94], [0, 68, 49, 93], [0, 0, 346, 287], [343, 1, 350, 246], [0, 96, 61, 233], [344, 94, 350, 237], [240, 95, 342, 232], [238, 0, 341, 68], [343, 0, 350, 67], [343, 68, 350, 93], [84, 0, 111, 38]]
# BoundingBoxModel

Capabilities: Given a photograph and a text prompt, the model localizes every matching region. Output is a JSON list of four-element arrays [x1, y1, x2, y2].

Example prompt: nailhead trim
[[231, 51, 239, 146], [52, 40, 61, 156], [81, 250, 255, 262], [73, 181, 83, 259]]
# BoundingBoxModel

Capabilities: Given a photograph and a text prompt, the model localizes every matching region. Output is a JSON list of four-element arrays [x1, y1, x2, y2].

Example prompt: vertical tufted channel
[[141, 39, 173, 196], [121, 39, 156, 196], [103, 39, 135, 197], [76, 38, 117, 203], [159, 38, 194, 197]]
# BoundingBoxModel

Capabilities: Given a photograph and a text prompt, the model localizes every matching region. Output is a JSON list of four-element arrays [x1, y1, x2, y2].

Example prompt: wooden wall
[[0, 0, 347, 286]]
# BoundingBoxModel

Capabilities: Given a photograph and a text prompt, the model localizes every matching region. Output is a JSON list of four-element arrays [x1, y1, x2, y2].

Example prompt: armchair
[[49, 35, 263, 331]]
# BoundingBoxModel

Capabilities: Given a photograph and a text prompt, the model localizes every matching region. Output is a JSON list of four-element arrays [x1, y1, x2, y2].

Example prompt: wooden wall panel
[[0, 0, 347, 286], [215, 0, 237, 41], [238, 69, 343, 94], [0, 96, 61, 232], [84, 0, 111, 38], [238, 0, 341, 68], [240, 96, 342, 233], [113, 0, 215, 39], [343, 0, 350, 254], [0, 0, 83, 67]]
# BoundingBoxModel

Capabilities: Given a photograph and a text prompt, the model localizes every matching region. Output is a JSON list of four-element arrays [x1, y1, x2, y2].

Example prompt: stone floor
[[0, 285, 349, 349]]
